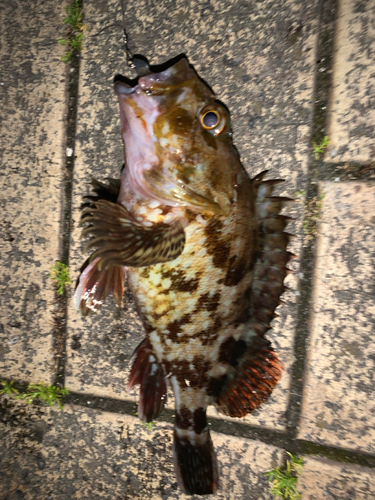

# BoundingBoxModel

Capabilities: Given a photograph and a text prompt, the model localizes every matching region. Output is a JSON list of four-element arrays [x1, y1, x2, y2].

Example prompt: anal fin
[[215, 337, 282, 418], [128, 339, 167, 422], [74, 257, 126, 316]]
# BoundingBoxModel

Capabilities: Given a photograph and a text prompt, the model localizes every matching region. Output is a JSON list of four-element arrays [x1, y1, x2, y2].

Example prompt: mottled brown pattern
[[202, 128, 218, 150], [184, 208, 199, 223], [175, 358, 212, 388], [204, 218, 230, 269], [194, 291, 221, 313], [176, 405, 193, 429], [193, 408, 208, 434], [165, 315, 192, 339], [162, 269, 202, 294], [218, 337, 236, 365], [139, 268, 150, 279]]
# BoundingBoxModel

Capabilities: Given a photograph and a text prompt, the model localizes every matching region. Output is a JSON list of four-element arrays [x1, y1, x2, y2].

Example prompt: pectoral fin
[[74, 257, 126, 316], [81, 200, 186, 268]]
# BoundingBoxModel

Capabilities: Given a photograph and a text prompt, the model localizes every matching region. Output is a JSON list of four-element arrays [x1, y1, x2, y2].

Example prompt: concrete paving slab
[[0, 400, 283, 499], [325, 0, 375, 164], [299, 456, 375, 500], [66, 0, 318, 431], [0, 1, 68, 382], [299, 181, 375, 453]]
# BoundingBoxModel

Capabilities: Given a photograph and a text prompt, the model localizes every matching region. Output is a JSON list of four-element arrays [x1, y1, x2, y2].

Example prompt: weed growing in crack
[[142, 421, 157, 432], [15, 383, 69, 410], [49, 261, 71, 295], [1, 381, 69, 410], [58, 0, 85, 62], [303, 192, 325, 245], [134, 411, 157, 432], [312, 136, 330, 160], [134, 409, 157, 432], [264, 452, 304, 500], [0, 379, 19, 396], [293, 190, 306, 199]]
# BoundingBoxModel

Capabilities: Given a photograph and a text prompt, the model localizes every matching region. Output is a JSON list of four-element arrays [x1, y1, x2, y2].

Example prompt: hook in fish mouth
[[132, 54, 152, 77]]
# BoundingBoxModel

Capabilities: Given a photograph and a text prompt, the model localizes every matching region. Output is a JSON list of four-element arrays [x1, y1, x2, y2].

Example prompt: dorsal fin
[[214, 174, 292, 417]]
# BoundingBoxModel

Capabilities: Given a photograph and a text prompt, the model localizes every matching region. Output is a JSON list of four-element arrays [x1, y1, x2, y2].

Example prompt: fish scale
[[75, 55, 292, 495]]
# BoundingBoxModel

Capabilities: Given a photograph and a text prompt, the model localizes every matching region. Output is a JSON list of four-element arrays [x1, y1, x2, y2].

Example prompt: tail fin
[[74, 257, 126, 316], [173, 423, 218, 495]]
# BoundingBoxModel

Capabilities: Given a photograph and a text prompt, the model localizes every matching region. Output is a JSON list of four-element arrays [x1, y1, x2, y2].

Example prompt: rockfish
[[75, 55, 291, 495]]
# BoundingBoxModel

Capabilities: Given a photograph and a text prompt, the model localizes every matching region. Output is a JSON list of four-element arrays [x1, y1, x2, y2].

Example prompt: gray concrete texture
[[1, 0, 375, 498], [326, 0, 375, 163], [0, 1, 68, 383], [0, 401, 282, 500], [300, 182, 375, 453]]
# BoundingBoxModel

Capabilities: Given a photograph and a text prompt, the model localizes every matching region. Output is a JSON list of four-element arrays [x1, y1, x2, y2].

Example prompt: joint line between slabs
[[283, 0, 339, 439], [53, 7, 83, 388], [64, 390, 375, 468]]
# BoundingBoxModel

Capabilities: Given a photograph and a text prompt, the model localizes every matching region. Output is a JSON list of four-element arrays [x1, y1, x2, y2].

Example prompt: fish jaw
[[115, 83, 161, 203]]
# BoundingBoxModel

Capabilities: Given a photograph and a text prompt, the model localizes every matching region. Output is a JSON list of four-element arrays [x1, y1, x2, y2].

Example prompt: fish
[[75, 55, 292, 495]]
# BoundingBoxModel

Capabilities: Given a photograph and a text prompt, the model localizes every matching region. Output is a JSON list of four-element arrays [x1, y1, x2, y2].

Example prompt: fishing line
[[92, 0, 135, 70], [93, 0, 152, 76], [120, 0, 136, 70]]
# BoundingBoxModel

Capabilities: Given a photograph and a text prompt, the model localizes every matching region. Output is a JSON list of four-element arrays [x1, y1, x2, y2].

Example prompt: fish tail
[[74, 257, 126, 316], [173, 409, 218, 495]]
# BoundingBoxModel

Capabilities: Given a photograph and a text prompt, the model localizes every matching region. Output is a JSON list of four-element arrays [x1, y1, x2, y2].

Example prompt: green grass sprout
[[0, 379, 19, 396], [58, 0, 85, 62], [303, 192, 325, 241], [49, 261, 71, 295], [312, 136, 330, 160], [264, 452, 304, 500], [142, 421, 157, 432], [15, 383, 69, 410]]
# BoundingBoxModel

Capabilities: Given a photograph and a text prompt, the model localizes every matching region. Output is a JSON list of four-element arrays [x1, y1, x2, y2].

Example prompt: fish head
[[114, 57, 241, 215]]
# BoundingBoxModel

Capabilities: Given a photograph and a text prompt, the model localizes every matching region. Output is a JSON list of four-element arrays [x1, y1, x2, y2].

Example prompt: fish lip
[[114, 80, 136, 95], [113, 54, 191, 94], [138, 58, 192, 92]]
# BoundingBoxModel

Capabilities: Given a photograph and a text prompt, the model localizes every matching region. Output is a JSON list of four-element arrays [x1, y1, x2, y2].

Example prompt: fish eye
[[202, 111, 220, 129], [199, 104, 229, 136]]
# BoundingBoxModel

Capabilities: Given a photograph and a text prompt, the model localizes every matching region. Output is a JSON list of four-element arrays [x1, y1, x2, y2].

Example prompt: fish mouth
[[114, 54, 194, 95]]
